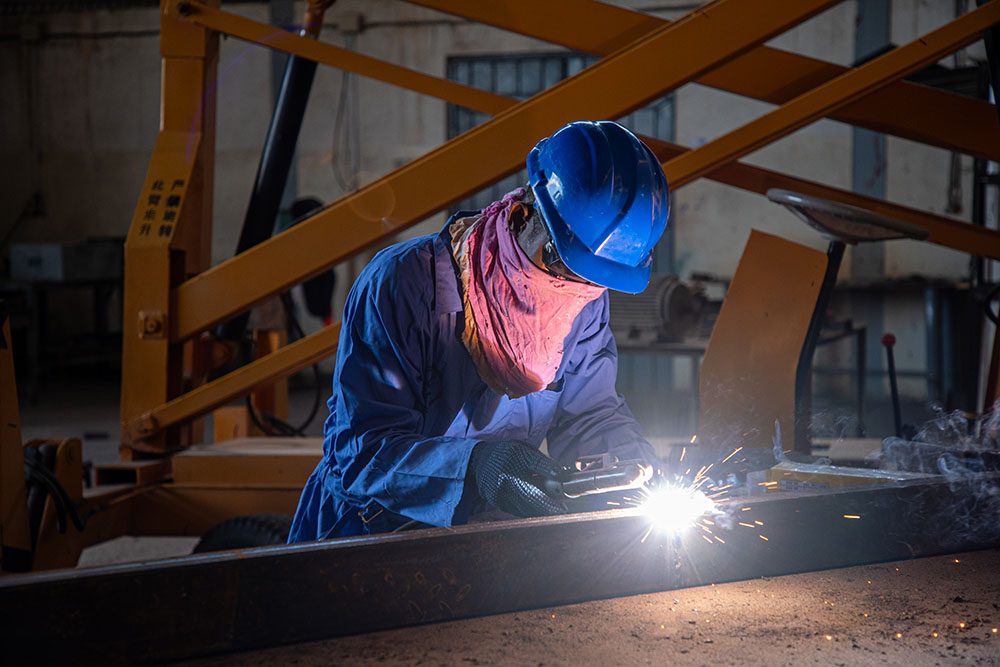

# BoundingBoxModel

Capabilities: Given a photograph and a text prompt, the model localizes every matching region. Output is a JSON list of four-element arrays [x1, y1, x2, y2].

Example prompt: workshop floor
[[174, 548, 1000, 667]]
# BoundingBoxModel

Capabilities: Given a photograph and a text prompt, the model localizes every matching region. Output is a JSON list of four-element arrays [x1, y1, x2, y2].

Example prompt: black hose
[[24, 452, 86, 533], [242, 293, 324, 438]]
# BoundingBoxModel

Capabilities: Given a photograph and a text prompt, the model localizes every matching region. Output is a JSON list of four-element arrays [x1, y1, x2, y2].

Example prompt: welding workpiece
[[546, 454, 653, 499]]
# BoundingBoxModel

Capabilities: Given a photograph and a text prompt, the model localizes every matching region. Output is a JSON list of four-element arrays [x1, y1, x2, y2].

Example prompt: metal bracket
[[137, 310, 166, 339]]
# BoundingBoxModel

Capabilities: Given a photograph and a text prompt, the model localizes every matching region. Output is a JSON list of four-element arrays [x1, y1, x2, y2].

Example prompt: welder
[[288, 120, 670, 541]]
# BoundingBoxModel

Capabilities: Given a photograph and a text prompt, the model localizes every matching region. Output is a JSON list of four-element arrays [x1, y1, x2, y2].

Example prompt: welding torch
[[544, 454, 654, 499]]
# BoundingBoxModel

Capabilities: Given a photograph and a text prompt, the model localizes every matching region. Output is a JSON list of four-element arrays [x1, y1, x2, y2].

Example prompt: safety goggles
[[527, 206, 598, 286]]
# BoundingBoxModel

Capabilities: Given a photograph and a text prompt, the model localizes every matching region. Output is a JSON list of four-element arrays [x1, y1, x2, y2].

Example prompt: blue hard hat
[[527, 120, 670, 294]]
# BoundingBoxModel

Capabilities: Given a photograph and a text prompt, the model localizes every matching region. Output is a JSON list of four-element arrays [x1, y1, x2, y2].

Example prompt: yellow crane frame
[[121, 0, 1000, 455], [3, 0, 1000, 572]]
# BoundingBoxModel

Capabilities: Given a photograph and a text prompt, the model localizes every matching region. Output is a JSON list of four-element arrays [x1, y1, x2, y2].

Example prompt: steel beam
[[120, 0, 219, 453], [140, 141, 1000, 441], [407, 0, 1000, 162], [125, 324, 340, 440], [177, 1, 511, 115], [188, 0, 1000, 162], [136, 69, 1000, 442], [641, 138, 1000, 259], [192, 0, 1000, 258], [144, 0, 999, 433], [4, 475, 999, 665], [663, 1, 1000, 190], [171, 0, 840, 342]]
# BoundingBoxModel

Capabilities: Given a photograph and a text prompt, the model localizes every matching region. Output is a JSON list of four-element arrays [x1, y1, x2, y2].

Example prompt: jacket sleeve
[[545, 293, 658, 467], [328, 258, 479, 527]]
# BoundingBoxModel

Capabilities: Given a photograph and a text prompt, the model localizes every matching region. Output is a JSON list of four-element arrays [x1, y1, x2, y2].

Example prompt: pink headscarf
[[450, 189, 606, 398]]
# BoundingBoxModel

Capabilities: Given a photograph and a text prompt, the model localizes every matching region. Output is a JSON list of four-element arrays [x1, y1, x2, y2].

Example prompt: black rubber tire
[[192, 513, 293, 553]]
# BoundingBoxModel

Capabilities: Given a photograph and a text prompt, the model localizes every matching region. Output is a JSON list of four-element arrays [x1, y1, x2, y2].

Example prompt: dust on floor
[[176, 548, 1000, 667]]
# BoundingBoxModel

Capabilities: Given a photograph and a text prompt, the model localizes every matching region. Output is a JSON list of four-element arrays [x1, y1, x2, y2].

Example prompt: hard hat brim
[[529, 177, 653, 294]]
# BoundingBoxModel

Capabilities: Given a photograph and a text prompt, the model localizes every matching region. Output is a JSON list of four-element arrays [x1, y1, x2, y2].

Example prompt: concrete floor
[[175, 548, 1000, 667]]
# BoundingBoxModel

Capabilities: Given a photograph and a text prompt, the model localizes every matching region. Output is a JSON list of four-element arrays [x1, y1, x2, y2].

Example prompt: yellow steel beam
[[662, 1, 1000, 191], [174, 0, 1000, 256], [641, 137, 1000, 259], [120, 1, 219, 454], [144, 135, 1000, 439], [125, 324, 341, 440], [144, 0, 1000, 434], [407, 0, 1000, 162], [173, 0, 1000, 254], [143, 147, 1000, 438], [178, 1, 510, 115], [170, 0, 840, 342]]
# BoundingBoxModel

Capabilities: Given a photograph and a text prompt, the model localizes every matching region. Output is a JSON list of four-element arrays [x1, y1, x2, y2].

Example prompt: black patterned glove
[[468, 441, 566, 517]]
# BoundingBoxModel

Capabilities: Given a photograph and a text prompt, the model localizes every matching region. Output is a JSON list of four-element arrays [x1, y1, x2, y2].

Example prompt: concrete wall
[[0, 1, 994, 431]]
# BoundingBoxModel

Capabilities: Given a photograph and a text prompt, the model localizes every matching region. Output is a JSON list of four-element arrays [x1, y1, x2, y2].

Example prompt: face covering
[[450, 188, 606, 399]]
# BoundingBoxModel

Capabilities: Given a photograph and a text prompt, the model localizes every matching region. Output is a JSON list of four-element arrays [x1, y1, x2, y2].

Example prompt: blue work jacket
[[288, 219, 654, 542]]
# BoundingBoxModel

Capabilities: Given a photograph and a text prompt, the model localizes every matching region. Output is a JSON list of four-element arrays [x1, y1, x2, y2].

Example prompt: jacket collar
[[433, 213, 475, 315]]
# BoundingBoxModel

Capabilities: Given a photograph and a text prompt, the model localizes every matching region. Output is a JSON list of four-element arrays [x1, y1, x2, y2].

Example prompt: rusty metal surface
[[4, 475, 999, 665]]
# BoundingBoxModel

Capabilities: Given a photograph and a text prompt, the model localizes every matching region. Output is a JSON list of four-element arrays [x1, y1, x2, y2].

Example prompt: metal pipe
[[795, 240, 846, 452], [882, 332, 903, 438], [218, 3, 334, 341]]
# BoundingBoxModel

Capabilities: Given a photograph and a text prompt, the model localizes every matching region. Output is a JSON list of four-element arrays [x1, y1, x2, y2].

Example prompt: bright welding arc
[[638, 483, 717, 535]]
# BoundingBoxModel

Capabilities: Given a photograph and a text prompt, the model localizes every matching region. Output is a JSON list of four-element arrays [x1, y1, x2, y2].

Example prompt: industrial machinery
[[2, 2, 1000, 649], [609, 274, 706, 344]]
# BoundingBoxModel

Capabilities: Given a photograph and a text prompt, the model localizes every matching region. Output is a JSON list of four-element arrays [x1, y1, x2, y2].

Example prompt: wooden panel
[[171, 437, 322, 487]]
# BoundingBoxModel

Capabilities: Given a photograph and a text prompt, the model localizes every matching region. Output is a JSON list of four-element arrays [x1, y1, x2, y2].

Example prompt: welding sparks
[[843, 514, 861, 520], [639, 483, 716, 535]]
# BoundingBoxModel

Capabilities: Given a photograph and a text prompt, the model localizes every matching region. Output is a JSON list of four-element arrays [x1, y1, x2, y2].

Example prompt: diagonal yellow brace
[[174, 0, 1000, 258], [180, 0, 1000, 260], [640, 137, 1000, 262], [180, 0, 1000, 285], [407, 0, 1000, 162], [143, 37, 1000, 436], [663, 1, 1000, 190], [176, 1, 511, 115], [135, 136, 1000, 438], [171, 0, 841, 343], [128, 324, 341, 439]]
